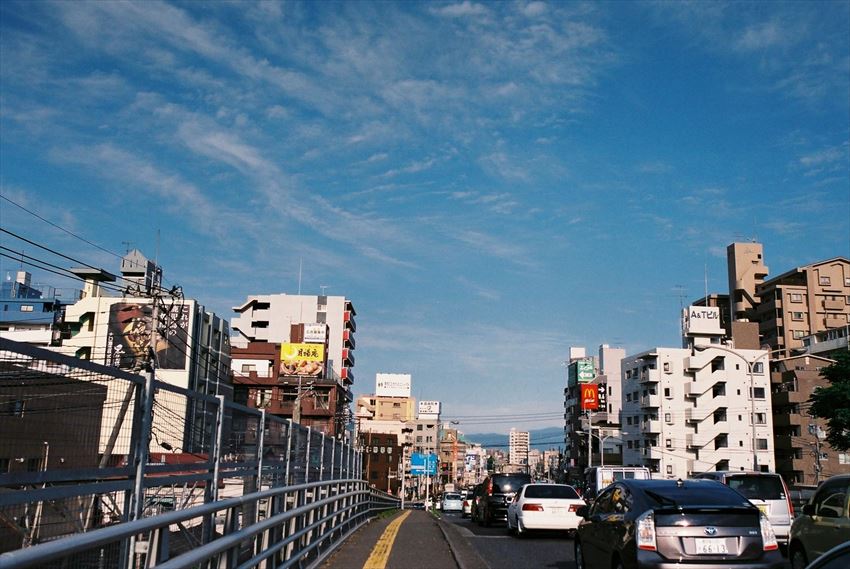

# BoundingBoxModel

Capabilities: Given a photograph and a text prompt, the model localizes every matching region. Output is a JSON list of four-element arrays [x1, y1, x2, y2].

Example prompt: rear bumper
[[635, 549, 786, 569], [519, 512, 581, 531]]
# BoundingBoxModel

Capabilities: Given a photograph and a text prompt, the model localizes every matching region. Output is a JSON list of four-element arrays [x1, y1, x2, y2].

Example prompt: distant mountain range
[[463, 426, 564, 450]]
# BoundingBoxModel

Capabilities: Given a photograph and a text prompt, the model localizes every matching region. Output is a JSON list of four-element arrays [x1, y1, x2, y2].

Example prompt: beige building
[[755, 256, 850, 358], [355, 395, 416, 422]]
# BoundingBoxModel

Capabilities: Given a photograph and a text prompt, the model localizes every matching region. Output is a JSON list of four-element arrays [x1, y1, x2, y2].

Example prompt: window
[[627, 441, 633, 449], [791, 312, 804, 321], [714, 409, 727, 423], [712, 383, 726, 397], [790, 293, 803, 303], [715, 435, 728, 449], [754, 413, 767, 424], [626, 417, 632, 425], [756, 438, 768, 450], [417, 424, 423, 431], [666, 439, 672, 448], [663, 362, 671, 372], [626, 393, 631, 402], [792, 330, 807, 339], [752, 362, 764, 374], [666, 465, 673, 474], [839, 453, 850, 465], [664, 387, 671, 398], [240, 364, 256, 373], [751, 387, 766, 399], [819, 276, 831, 286], [664, 413, 672, 424], [20, 305, 33, 312]]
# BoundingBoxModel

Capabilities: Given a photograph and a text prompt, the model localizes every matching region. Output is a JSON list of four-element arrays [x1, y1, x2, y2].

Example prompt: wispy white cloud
[[799, 144, 847, 167], [434, 1, 490, 18]]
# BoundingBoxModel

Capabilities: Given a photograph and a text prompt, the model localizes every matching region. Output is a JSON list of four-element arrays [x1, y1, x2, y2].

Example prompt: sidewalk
[[322, 510, 488, 569]]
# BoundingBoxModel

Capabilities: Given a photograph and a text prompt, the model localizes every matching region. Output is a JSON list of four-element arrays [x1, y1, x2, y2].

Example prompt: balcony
[[340, 367, 354, 385], [641, 420, 662, 433], [343, 329, 355, 349], [638, 368, 660, 384], [824, 298, 844, 310], [639, 394, 659, 408], [342, 348, 355, 367], [344, 311, 357, 332]]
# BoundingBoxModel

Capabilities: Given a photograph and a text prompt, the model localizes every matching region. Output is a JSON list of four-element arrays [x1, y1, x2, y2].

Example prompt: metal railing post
[[305, 426, 312, 484], [319, 433, 326, 481], [285, 419, 293, 486]]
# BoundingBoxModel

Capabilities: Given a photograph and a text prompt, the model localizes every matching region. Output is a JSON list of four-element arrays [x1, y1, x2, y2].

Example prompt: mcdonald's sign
[[581, 384, 599, 411]]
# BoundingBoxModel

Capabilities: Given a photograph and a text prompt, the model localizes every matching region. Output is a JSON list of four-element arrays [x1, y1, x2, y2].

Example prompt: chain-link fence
[[0, 337, 369, 566]]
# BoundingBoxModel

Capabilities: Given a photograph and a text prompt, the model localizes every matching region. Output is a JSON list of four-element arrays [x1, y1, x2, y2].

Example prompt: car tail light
[[760, 513, 778, 551], [486, 479, 493, 496], [463, 500, 469, 507], [522, 503, 544, 511], [569, 504, 580, 512], [781, 479, 795, 519], [636, 510, 657, 551]]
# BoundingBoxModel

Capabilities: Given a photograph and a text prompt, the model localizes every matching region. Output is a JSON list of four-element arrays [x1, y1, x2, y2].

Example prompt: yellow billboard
[[280, 343, 325, 376]]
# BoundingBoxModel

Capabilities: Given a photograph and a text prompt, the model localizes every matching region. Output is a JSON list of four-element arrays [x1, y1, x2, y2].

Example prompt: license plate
[[550, 507, 565, 514], [695, 538, 728, 554]]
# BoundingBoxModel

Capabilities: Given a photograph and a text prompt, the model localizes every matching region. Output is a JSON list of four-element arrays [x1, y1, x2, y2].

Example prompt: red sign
[[581, 384, 599, 411]]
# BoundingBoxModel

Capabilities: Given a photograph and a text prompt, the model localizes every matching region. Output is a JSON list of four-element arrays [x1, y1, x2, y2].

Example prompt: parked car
[[692, 471, 794, 550], [477, 472, 532, 526], [788, 474, 850, 569], [574, 478, 785, 569], [584, 466, 651, 501], [441, 492, 463, 512], [506, 483, 585, 536]]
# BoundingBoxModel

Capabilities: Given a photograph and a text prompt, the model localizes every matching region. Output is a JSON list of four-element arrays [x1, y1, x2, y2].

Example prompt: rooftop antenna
[[122, 241, 134, 254], [673, 284, 687, 310], [704, 262, 709, 303], [320, 285, 330, 296], [297, 257, 303, 295]]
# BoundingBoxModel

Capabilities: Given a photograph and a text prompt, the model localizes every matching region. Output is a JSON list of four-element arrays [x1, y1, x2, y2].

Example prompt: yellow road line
[[363, 510, 412, 569]]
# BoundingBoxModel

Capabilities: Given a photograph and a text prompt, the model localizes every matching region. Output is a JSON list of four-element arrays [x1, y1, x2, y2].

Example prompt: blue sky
[[1, 1, 848, 434]]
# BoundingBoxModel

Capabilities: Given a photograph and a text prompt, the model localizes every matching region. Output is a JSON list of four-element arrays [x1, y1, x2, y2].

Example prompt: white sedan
[[506, 483, 585, 536]]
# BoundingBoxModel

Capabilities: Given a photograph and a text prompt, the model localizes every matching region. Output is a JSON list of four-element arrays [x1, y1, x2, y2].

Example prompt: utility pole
[[809, 419, 823, 485]]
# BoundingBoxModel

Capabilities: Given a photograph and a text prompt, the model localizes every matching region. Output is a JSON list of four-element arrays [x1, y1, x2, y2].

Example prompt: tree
[[808, 352, 850, 451]]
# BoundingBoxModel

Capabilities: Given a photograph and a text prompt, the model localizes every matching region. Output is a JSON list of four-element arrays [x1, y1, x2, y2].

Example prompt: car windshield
[[493, 476, 531, 493], [726, 475, 785, 500], [444, 493, 461, 500], [524, 485, 580, 499]]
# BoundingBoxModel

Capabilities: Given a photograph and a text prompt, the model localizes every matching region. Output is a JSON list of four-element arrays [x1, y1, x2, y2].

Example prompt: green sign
[[577, 359, 594, 383]]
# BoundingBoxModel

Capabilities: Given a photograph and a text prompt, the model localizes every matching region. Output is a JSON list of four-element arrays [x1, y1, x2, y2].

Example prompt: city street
[[440, 512, 575, 569]]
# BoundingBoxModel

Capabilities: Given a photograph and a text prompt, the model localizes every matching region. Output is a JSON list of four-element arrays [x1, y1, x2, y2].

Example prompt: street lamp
[[694, 344, 780, 471], [577, 429, 628, 468]]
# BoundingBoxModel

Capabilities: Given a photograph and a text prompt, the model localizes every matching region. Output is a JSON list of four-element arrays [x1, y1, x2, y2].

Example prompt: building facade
[[230, 294, 355, 437], [508, 428, 530, 468], [621, 306, 776, 478], [59, 251, 231, 456], [0, 271, 68, 346]]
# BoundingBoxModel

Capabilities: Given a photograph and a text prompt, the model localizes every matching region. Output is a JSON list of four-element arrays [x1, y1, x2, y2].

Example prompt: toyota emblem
[[704, 527, 718, 536]]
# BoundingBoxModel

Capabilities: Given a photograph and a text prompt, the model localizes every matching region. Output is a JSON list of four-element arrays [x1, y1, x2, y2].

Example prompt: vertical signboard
[[577, 359, 595, 383], [106, 301, 190, 370]]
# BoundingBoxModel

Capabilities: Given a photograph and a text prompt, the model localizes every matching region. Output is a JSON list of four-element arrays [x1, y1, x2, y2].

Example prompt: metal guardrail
[[0, 479, 400, 569], [0, 336, 365, 562]]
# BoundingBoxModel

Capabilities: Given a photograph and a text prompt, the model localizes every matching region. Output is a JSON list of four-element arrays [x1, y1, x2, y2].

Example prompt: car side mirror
[[802, 504, 815, 516], [576, 505, 589, 519]]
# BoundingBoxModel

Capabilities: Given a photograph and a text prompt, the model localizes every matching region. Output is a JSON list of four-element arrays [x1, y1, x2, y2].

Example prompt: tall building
[[621, 305, 775, 478], [230, 293, 355, 436], [754, 256, 850, 358], [60, 250, 231, 456], [509, 428, 530, 467], [727, 242, 769, 322]]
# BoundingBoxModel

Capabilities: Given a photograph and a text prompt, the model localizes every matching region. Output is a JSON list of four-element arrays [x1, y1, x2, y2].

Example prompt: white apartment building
[[509, 428, 530, 467], [621, 306, 775, 478], [231, 293, 355, 383]]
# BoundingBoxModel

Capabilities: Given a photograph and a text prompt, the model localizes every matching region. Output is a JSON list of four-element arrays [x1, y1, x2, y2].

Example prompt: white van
[[692, 471, 794, 550], [583, 466, 651, 500]]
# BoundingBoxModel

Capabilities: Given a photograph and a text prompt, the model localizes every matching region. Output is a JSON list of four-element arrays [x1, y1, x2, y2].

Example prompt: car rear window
[[444, 493, 461, 500], [725, 475, 785, 500], [492, 475, 531, 493], [643, 484, 750, 506], [524, 485, 580, 499]]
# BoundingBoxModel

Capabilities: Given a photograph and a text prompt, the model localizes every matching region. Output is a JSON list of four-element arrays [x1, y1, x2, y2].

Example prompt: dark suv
[[575, 479, 786, 569], [476, 472, 532, 526]]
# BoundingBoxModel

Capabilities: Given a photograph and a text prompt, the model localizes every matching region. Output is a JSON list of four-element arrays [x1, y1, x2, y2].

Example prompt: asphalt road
[[440, 511, 575, 569]]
